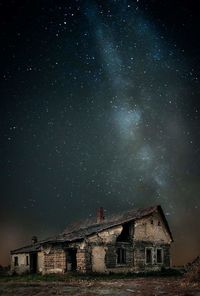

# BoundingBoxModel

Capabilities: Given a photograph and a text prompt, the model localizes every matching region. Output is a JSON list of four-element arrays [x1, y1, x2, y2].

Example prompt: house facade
[[10, 205, 173, 274]]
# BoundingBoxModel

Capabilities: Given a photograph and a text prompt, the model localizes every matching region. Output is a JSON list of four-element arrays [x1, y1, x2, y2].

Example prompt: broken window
[[156, 249, 163, 264], [14, 256, 18, 266], [145, 248, 153, 264], [116, 223, 131, 242], [26, 255, 29, 266], [117, 248, 126, 264]]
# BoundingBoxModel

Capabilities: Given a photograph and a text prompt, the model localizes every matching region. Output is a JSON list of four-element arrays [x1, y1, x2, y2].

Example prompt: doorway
[[30, 252, 37, 273], [66, 248, 77, 271]]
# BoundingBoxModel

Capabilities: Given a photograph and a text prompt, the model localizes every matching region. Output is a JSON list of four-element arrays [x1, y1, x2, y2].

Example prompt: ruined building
[[10, 205, 173, 274]]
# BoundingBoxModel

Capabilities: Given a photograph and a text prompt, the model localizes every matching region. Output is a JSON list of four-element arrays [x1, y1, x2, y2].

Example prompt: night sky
[[1, 0, 200, 266]]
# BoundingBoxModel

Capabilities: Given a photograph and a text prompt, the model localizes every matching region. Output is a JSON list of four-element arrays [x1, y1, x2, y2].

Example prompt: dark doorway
[[66, 248, 77, 271], [30, 252, 37, 273]]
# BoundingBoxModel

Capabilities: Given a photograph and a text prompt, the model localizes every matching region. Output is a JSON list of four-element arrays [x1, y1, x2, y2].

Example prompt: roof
[[10, 243, 41, 254], [53, 205, 172, 242], [11, 205, 173, 254]]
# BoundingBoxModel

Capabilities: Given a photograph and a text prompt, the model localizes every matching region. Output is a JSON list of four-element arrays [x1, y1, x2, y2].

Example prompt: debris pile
[[185, 256, 200, 284]]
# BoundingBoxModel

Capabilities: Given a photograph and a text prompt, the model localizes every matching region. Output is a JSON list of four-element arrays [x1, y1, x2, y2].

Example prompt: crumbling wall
[[105, 245, 116, 268], [87, 225, 136, 273], [92, 246, 106, 272], [10, 254, 30, 274], [37, 251, 44, 273], [76, 248, 92, 272], [105, 243, 134, 273], [43, 244, 66, 274], [134, 212, 171, 244], [87, 226, 122, 273], [134, 241, 171, 271], [88, 225, 123, 244]]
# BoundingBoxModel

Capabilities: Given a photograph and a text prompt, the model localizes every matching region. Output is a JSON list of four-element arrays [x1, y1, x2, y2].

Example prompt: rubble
[[185, 256, 200, 284]]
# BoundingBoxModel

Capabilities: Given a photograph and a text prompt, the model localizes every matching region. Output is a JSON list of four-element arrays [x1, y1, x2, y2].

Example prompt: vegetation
[[0, 268, 183, 282]]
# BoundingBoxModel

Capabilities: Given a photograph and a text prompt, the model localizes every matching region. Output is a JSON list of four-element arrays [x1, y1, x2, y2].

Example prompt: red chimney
[[97, 207, 105, 223]]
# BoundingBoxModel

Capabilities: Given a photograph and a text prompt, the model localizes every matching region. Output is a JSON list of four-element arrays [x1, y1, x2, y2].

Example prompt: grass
[[0, 268, 183, 283]]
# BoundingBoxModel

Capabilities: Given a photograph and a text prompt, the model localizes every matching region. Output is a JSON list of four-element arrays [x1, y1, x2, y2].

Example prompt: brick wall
[[43, 244, 66, 274], [76, 247, 92, 272]]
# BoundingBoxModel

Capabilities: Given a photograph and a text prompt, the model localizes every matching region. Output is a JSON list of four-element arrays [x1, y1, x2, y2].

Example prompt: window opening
[[26, 255, 29, 265], [157, 249, 163, 263], [14, 256, 18, 266], [146, 248, 153, 264], [117, 248, 126, 264]]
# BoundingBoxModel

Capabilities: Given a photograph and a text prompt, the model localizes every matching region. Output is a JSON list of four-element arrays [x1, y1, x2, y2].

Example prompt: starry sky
[[1, 0, 200, 266]]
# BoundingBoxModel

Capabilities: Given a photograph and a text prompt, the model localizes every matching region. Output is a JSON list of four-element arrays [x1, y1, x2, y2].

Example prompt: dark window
[[26, 255, 29, 266], [157, 249, 163, 263], [151, 220, 154, 225], [116, 223, 131, 242], [146, 248, 153, 264], [117, 248, 126, 264], [158, 221, 161, 226], [14, 256, 18, 266]]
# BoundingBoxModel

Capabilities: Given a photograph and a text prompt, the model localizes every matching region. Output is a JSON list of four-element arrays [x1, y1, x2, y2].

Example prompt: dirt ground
[[0, 277, 200, 296]]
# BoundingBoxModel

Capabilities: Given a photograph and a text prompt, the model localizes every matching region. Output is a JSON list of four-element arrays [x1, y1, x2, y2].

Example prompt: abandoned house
[[10, 205, 173, 274]]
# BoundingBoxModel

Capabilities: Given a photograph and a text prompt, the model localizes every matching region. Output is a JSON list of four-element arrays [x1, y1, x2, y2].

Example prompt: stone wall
[[134, 212, 172, 244], [76, 247, 92, 272], [105, 242, 134, 272], [134, 241, 171, 271], [43, 244, 66, 274]]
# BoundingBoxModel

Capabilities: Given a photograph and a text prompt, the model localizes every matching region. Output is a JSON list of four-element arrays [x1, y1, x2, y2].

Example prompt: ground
[[0, 276, 200, 296]]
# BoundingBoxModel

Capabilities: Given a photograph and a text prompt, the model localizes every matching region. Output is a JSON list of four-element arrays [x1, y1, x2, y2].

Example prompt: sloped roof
[[48, 205, 172, 243], [10, 242, 41, 254], [11, 205, 173, 254]]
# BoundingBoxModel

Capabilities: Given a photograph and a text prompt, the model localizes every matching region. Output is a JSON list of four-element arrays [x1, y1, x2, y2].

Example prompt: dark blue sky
[[0, 0, 200, 266]]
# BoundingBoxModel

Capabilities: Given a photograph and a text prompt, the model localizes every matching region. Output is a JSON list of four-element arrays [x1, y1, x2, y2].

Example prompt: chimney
[[97, 207, 105, 223], [32, 236, 38, 244]]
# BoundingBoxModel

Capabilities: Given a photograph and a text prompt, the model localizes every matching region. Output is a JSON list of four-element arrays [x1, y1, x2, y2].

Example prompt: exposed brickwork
[[43, 244, 66, 274], [76, 246, 92, 273]]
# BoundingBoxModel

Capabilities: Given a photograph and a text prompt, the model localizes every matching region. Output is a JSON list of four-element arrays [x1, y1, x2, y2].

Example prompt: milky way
[[0, 0, 200, 266]]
